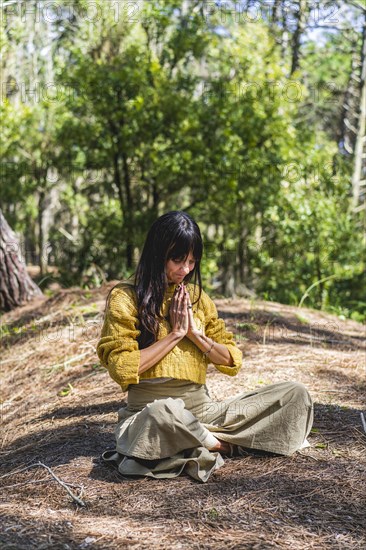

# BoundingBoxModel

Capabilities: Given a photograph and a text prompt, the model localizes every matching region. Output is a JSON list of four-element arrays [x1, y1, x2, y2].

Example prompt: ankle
[[210, 439, 231, 453], [202, 432, 221, 450]]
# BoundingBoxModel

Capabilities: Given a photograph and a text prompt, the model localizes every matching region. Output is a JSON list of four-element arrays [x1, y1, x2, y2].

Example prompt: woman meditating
[[97, 210, 313, 482]]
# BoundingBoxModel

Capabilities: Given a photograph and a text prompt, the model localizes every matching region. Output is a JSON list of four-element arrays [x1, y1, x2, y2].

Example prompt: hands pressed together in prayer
[[168, 283, 199, 338], [169, 283, 234, 368]]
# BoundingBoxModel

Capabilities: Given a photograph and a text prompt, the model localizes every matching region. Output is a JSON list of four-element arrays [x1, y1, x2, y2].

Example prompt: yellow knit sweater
[[96, 281, 243, 392]]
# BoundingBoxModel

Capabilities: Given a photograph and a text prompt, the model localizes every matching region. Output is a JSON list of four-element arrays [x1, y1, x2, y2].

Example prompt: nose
[[178, 261, 191, 276]]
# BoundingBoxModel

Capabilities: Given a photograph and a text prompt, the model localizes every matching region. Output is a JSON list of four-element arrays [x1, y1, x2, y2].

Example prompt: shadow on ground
[[1, 401, 363, 475], [219, 309, 366, 352], [1, 400, 365, 550]]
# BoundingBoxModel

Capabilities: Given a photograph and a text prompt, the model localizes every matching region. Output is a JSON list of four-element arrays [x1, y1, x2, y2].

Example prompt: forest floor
[[1, 281, 365, 550]]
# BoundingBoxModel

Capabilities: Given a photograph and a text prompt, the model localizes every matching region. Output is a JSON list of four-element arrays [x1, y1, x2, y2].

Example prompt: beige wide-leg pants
[[102, 379, 313, 483]]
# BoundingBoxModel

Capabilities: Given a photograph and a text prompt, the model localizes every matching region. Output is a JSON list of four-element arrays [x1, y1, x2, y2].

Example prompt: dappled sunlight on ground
[[1, 282, 365, 549]]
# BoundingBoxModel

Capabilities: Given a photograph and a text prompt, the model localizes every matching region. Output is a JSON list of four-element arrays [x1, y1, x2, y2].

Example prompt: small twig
[[0, 463, 40, 479], [0, 352, 34, 365], [3, 479, 52, 489], [1, 461, 85, 506], [257, 462, 289, 477], [262, 320, 273, 346], [41, 351, 92, 371], [360, 412, 366, 435], [3, 478, 83, 490], [298, 451, 320, 461], [36, 461, 85, 506]]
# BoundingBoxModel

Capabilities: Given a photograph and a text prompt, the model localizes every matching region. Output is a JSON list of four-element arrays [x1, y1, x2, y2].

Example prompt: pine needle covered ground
[[1, 282, 365, 549]]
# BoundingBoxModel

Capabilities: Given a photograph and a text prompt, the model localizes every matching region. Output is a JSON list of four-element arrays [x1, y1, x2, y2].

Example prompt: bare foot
[[210, 439, 231, 455]]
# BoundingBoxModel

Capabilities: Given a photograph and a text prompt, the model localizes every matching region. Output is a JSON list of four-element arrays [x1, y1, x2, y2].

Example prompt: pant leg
[[114, 396, 220, 460], [190, 381, 314, 456]]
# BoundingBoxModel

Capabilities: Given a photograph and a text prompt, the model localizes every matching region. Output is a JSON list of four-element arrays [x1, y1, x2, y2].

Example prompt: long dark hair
[[133, 210, 203, 348]]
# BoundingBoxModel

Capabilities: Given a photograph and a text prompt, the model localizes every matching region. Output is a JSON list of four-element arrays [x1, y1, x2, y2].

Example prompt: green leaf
[[58, 383, 73, 397]]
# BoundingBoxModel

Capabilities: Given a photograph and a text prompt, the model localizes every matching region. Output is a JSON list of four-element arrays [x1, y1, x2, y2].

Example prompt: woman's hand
[[169, 284, 189, 338], [184, 285, 201, 337]]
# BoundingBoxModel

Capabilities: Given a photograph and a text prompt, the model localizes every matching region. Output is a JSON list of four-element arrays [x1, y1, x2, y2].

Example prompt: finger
[[181, 294, 188, 313], [186, 295, 192, 310], [187, 306, 194, 322], [173, 285, 183, 296], [177, 289, 183, 301], [175, 295, 184, 316]]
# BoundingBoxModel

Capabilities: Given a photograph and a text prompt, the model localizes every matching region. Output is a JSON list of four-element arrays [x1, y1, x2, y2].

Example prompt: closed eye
[[173, 259, 196, 264]]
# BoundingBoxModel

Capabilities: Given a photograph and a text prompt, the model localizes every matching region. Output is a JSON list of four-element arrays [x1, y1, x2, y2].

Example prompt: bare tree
[[0, 209, 43, 311]]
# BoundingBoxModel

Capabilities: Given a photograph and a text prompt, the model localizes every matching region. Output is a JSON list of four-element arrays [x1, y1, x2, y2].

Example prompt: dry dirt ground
[[1, 281, 365, 550]]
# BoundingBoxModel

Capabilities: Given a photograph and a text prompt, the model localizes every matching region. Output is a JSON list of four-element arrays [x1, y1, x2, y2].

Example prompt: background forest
[[1, 0, 365, 321]]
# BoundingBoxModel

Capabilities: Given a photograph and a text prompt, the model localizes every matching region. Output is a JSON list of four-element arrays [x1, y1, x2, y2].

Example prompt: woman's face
[[165, 250, 196, 284]]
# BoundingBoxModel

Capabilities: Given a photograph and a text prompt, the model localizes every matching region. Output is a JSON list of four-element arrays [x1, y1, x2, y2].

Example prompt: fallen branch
[[1, 461, 85, 506], [36, 461, 85, 506]]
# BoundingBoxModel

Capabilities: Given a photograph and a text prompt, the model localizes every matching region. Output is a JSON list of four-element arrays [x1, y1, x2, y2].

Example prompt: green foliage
[[1, 0, 364, 321]]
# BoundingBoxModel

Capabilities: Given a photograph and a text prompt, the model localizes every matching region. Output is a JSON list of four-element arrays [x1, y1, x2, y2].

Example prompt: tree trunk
[[237, 201, 249, 285], [352, 11, 366, 209], [314, 241, 323, 306], [38, 189, 46, 276], [272, 0, 281, 24], [112, 150, 127, 259], [0, 209, 43, 312], [122, 152, 134, 269], [280, 2, 290, 61], [339, 39, 361, 154], [290, 0, 309, 75]]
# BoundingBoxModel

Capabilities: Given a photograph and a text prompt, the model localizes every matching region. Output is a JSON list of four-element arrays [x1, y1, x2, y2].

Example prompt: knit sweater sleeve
[[96, 285, 141, 390], [201, 290, 243, 376]]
